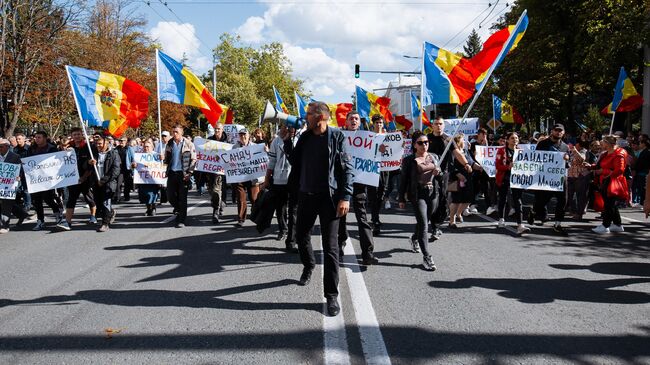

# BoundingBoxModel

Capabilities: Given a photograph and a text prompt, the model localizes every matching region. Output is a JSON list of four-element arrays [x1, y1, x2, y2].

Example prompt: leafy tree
[[463, 29, 483, 58]]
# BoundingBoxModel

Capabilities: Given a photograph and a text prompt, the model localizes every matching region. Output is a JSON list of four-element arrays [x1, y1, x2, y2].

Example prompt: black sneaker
[[362, 256, 379, 266], [276, 232, 286, 241], [285, 243, 298, 253], [553, 224, 568, 236], [326, 297, 340, 316], [298, 268, 312, 286], [410, 235, 420, 253], [527, 213, 535, 225]]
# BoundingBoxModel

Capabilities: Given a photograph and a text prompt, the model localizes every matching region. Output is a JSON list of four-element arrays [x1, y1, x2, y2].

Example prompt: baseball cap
[[238, 128, 249, 134], [161, 131, 170, 137], [552, 123, 565, 131]]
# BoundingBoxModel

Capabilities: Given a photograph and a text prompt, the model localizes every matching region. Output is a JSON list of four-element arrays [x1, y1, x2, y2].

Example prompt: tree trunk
[[642, 44, 650, 135]]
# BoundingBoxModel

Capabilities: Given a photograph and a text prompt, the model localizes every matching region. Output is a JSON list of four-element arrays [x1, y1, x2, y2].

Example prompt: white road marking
[[477, 213, 519, 235], [319, 235, 351, 365], [160, 200, 209, 224], [342, 238, 392, 365], [621, 215, 646, 224]]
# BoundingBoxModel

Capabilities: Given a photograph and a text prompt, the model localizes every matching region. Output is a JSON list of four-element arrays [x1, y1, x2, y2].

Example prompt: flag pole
[[64, 65, 100, 180], [491, 95, 497, 133], [439, 9, 528, 163], [420, 42, 425, 132], [609, 111, 616, 135], [155, 49, 163, 153]]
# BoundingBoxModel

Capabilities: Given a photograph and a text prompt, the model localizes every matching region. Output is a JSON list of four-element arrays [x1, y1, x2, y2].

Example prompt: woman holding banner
[[495, 132, 530, 235], [133, 140, 160, 216], [591, 136, 629, 234], [398, 132, 440, 272]]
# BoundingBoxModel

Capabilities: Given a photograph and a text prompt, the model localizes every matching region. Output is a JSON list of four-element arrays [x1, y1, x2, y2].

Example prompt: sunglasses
[[416, 141, 429, 145]]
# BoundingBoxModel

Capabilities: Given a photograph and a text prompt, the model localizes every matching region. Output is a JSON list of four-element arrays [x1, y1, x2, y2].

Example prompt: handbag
[[447, 180, 459, 193], [606, 176, 628, 200]]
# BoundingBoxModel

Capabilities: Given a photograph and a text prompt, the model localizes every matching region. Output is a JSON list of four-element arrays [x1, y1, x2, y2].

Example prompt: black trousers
[[600, 187, 622, 227], [338, 183, 375, 260], [498, 183, 523, 224], [532, 189, 567, 222], [65, 182, 95, 209], [431, 172, 449, 227], [367, 171, 387, 225], [296, 192, 340, 300], [167, 171, 189, 223], [93, 184, 113, 223], [32, 190, 61, 221], [272, 184, 292, 235]]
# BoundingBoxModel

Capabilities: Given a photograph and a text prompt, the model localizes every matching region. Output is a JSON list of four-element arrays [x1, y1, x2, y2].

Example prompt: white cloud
[[149, 21, 211, 73], [234, 0, 491, 102]]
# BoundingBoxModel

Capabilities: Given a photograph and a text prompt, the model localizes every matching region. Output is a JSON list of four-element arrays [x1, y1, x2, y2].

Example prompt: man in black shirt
[[284, 101, 353, 317], [426, 116, 454, 238], [528, 123, 570, 235]]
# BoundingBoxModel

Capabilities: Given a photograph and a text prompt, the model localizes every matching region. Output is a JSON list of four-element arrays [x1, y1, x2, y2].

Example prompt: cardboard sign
[[194, 137, 233, 175], [222, 143, 269, 184], [223, 124, 245, 144], [22, 151, 79, 193], [403, 139, 412, 157], [378, 132, 405, 172], [133, 153, 167, 186], [510, 150, 567, 191], [0, 162, 21, 200], [342, 130, 384, 187], [474, 146, 502, 178]]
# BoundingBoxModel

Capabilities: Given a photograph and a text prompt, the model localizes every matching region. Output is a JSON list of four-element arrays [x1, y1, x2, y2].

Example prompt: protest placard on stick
[[510, 150, 566, 191], [378, 132, 405, 172], [474, 145, 502, 178], [22, 151, 79, 193], [342, 130, 384, 187], [222, 143, 269, 184], [194, 137, 233, 175]]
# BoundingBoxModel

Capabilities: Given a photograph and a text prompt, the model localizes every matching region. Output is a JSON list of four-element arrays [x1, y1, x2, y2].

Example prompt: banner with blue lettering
[[133, 153, 167, 186], [443, 118, 479, 139], [474, 146, 502, 178], [221, 143, 269, 184], [510, 150, 566, 191], [194, 137, 233, 175], [379, 132, 405, 172], [22, 151, 79, 193], [0, 162, 21, 200], [342, 130, 384, 187]]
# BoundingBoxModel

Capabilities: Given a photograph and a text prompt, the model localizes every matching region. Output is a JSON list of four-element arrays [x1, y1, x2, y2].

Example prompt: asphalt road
[[0, 191, 649, 364]]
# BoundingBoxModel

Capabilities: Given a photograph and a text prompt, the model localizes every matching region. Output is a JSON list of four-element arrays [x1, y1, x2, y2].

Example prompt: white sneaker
[[462, 208, 471, 217], [469, 205, 479, 214], [56, 221, 71, 231], [32, 220, 45, 231], [486, 206, 496, 215], [497, 218, 506, 228], [592, 224, 610, 234], [0, 228, 9, 234], [516, 224, 530, 235], [508, 208, 515, 216], [609, 224, 624, 233], [54, 212, 63, 224], [457, 215, 464, 223], [384, 200, 391, 210]]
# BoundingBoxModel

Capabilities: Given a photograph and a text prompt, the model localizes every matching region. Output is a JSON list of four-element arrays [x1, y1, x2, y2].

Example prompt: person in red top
[[495, 132, 530, 235], [591, 135, 628, 234]]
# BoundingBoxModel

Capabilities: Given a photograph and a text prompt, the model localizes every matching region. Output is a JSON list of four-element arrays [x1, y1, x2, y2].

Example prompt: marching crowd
[[1, 101, 650, 316]]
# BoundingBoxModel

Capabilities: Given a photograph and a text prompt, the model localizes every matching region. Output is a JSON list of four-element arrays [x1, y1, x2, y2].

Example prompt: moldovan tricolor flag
[[295, 92, 309, 118], [493, 95, 524, 124], [410, 92, 431, 127], [273, 86, 289, 114], [218, 104, 234, 124], [156, 50, 222, 126], [601, 67, 644, 114], [355, 86, 394, 122], [66, 65, 150, 137]]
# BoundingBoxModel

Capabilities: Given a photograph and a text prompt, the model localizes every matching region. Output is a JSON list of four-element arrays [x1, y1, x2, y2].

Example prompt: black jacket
[[96, 148, 121, 192], [284, 127, 353, 203]]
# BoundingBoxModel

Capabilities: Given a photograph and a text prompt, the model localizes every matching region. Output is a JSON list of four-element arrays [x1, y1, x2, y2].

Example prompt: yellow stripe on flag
[[181, 68, 209, 109], [434, 48, 462, 75], [94, 72, 125, 122]]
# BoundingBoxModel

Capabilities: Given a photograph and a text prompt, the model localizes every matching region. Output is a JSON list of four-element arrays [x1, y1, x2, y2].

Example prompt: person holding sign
[[284, 101, 353, 317], [0, 139, 24, 234], [163, 125, 197, 228], [232, 128, 262, 228], [448, 134, 475, 228], [134, 140, 160, 216], [28, 131, 64, 231], [527, 124, 570, 235], [495, 132, 530, 235], [591, 136, 629, 234], [89, 134, 121, 232], [208, 123, 228, 223], [398, 132, 440, 271]]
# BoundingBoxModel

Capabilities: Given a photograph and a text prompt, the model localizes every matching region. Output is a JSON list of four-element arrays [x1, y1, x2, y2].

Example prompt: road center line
[[342, 238, 392, 365], [160, 200, 209, 224], [477, 213, 519, 234]]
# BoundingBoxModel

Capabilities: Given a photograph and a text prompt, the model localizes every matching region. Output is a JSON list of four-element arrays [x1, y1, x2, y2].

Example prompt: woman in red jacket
[[495, 132, 530, 235], [591, 135, 629, 233]]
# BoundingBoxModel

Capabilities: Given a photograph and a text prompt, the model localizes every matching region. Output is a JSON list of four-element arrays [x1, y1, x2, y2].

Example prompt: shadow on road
[[550, 262, 650, 277]]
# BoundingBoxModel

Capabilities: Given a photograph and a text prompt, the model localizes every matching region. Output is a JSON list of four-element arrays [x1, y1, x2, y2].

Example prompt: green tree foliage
[[463, 29, 483, 58], [213, 34, 306, 131]]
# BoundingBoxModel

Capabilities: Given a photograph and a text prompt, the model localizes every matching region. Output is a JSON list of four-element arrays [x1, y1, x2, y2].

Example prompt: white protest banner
[[223, 124, 245, 144], [222, 143, 269, 184], [194, 137, 233, 175], [133, 153, 167, 186], [474, 146, 502, 178], [510, 150, 567, 192], [342, 130, 384, 187], [444, 118, 479, 139], [403, 139, 412, 157], [518, 143, 536, 151], [0, 162, 21, 200], [22, 150, 79, 193], [378, 132, 404, 171]]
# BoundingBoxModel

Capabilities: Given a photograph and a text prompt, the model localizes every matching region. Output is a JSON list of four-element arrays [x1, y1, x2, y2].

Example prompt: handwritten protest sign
[[474, 146, 502, 178], [0, 162, 21, 200], [222, 143, 269, 184], [444, 118, 479, 139], [378, 132, 404, 172], [194, 137, 233, 175], [403, 139, 412, 157], [518, 143, 536, 151], [510, 150, 566, 191], [342, 130, 384, 187], [133, 153, 167, 186], [223, 124, 245, 144], [22, 151, 79, 193]]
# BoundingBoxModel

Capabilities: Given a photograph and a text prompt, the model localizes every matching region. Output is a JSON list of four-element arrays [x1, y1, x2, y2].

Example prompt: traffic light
[[354, 64, 360, 78]]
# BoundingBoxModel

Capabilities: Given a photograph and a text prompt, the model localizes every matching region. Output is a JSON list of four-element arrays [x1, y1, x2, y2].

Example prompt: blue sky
[[134, 0, 508, 104]]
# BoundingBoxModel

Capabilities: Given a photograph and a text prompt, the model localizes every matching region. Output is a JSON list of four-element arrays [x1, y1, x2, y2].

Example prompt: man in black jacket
[[163, 125, 197, 228], [89, 133, 121, 232], [284, 101, 353, 317]]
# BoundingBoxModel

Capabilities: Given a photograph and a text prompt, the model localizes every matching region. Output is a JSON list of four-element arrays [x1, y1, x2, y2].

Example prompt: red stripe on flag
[[200, 89, 223, 126], [335, 103, 353, 127]]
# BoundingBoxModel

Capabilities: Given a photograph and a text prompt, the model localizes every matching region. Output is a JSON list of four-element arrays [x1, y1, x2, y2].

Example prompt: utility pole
[[642, 44, 650, 135]]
